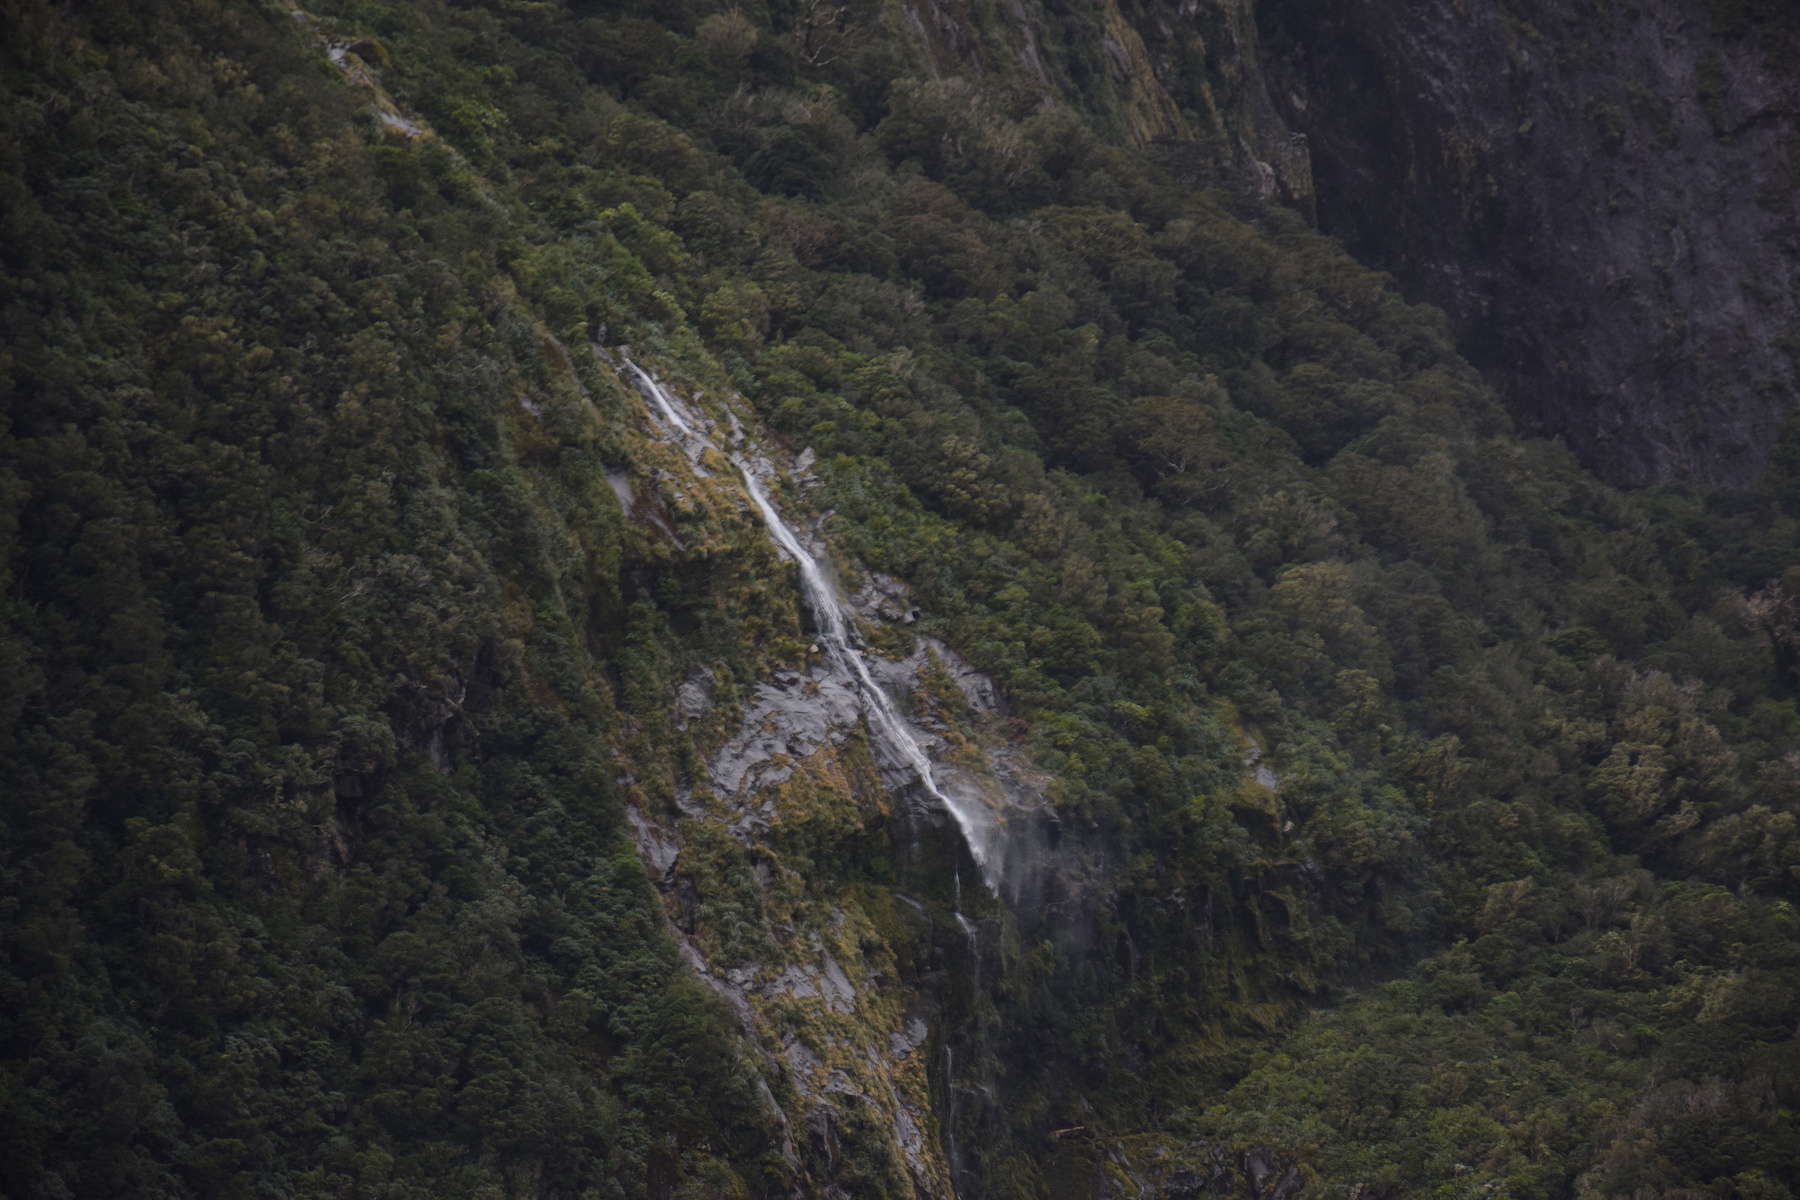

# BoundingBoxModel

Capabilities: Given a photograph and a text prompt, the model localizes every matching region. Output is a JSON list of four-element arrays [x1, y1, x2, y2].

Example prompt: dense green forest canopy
[[2, 0, 1799, 1198]]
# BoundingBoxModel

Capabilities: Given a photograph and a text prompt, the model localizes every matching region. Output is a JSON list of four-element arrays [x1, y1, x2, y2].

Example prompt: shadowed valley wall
[[1252, 0, 1800, 488]]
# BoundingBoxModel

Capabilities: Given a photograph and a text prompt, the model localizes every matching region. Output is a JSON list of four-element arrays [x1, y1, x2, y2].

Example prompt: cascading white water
[[624, 359, 1004, 892], [625, 359, 697, 438]]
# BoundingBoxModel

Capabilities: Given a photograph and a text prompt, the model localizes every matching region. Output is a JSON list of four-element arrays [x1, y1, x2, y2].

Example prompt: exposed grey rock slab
[[888, 1014, 930, 1058], [709, 667, 862, 801], [674, 663, 715, 729]]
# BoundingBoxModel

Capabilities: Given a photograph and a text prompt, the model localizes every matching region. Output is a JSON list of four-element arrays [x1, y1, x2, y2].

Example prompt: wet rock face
[[1261, 0, 1800, 488], [628, 605, 1017, 1200]]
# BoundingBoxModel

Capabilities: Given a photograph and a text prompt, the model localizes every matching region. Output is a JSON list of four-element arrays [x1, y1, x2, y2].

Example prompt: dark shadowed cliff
[[1254, 0, 1800, 488]]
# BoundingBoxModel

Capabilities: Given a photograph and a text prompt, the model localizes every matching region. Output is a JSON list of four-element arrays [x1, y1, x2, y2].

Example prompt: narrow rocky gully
[[609, 354, 1071, 1199]]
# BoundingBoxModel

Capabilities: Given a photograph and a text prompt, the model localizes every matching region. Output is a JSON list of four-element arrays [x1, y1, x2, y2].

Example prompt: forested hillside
[[2, 2, 1797, 1199]]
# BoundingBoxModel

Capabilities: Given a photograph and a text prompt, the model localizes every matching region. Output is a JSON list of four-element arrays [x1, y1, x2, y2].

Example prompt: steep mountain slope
[[3, 2, 1800, 1200], [814, 0, 1800, 489]]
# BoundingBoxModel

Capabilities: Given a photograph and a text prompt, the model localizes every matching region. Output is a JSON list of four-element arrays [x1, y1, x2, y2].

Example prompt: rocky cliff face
[[1251, 0, 1800, 488], [894, 0, 1317, 208], [903, 0, 1800, 487]]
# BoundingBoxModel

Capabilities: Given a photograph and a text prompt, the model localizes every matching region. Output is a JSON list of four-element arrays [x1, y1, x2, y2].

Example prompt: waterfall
[[625, 358, 697, 438], [624, 359, 1004, 891]]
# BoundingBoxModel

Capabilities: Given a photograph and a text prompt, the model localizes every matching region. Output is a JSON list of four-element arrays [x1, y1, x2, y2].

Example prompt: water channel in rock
[[624, 358, 1011, 892]]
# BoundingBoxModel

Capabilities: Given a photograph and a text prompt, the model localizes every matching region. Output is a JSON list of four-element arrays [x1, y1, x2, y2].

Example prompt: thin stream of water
[[625, 359, 696, 437], [944, 1043, 958, 1188], [625, 359, 1003, 891]]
